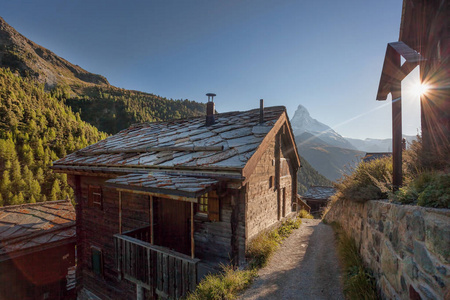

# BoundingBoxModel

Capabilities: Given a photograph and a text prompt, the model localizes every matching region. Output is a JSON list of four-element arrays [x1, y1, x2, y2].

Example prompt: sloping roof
[[302, 186, 336, 201], [106, 172, 218, 200], [52, 106, 292, 176], [0, 200, 75, 256], [362, 152, 392, 163]]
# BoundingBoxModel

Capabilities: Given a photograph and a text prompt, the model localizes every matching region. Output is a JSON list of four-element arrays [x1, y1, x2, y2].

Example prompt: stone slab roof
[[106, 172, 218, 199], [0, 200, 75, 256], [302, 186, 336, 201], [52, 106, 286, 173]]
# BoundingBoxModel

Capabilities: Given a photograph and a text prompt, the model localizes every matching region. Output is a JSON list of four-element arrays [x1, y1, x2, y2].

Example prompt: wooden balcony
[[114, 227, 200, 299]]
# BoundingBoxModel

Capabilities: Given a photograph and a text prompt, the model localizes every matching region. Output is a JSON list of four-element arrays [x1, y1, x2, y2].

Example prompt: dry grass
[[331, 222, 379, 300]]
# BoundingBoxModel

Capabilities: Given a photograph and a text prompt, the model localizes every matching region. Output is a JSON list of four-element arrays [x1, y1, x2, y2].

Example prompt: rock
[[414, 241, 435, 274]]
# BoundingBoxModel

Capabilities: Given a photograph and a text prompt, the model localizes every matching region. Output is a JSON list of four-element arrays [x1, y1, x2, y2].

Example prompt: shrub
[[333, 157, 392, 202], [186, 265, 256, 300], [394, 172, 449, 208], [298, 209, 314, 219]]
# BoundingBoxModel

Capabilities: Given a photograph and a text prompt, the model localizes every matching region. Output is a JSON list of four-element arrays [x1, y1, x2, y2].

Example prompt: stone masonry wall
[[325, 199, 449, 300]]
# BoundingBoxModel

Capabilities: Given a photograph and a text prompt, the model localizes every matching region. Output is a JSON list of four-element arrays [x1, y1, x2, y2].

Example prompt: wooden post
[[391, 51, 402, 190], [119, 191, 122, 234], [150, 195, 154, 245], [190, 202, 194, 259], [136, 284, 144, 300]]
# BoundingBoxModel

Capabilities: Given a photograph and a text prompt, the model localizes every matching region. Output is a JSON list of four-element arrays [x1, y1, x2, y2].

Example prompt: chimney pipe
[[259, 99, 264, 124], [206, 93, 216, 126]]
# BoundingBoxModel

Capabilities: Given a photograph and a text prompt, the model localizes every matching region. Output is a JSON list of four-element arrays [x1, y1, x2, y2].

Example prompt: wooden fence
[[114, 228, 200, 299]]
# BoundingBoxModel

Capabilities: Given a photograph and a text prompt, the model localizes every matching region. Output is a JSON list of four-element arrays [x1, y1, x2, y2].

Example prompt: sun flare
[[412, 82, 430, 97]]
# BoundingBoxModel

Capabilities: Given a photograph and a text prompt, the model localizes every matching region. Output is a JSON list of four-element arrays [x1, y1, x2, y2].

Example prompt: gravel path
[[240, 219, 345, 300]]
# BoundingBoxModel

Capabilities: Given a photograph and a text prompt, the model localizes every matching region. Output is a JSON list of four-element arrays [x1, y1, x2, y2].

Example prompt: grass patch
[[186, 265, 256, 300], [298, 209, 314, 219], [188, 217, 302, 299], [331, 222, 379, 300], [247, 217, 301, 269]]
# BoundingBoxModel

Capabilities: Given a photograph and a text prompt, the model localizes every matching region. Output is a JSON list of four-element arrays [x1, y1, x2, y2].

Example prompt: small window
[[88, 185, 103, 209], [197, 191, 219, 222], [281, 158, 290, 176], [269, 176, 274, 189], [91, 246, 103, 276]]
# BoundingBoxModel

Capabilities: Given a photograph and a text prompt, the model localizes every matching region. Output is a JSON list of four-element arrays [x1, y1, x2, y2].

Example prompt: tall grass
[[331, 222, 379, 300], [186, 265, 256, 300]]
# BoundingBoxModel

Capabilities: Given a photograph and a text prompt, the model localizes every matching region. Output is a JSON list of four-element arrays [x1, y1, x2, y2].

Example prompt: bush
[[332, 157, 392, 203], [394, 172, 449, 208], [299, 209, 314, 219], [186, 265, 256, 300]]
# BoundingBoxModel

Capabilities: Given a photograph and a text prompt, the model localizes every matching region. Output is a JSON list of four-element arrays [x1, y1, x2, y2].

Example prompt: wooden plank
[[119, 191, 122, 234], [175, 259, 182, 298], [191, 202, 195, 259], [168, 256, 174, 298], [163, 254, 169, 295], [150, 195, 154, 245]]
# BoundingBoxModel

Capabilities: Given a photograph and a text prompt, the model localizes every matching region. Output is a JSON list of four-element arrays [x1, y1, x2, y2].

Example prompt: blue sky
[[1, 0, 421, 139]]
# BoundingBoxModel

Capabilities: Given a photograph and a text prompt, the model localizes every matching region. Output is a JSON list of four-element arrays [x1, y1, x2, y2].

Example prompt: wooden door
[[153, 197, 190, 255]]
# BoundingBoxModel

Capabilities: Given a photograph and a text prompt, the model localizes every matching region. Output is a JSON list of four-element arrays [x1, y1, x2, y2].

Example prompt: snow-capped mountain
[[290, 104, 356, 150], [345, 135, 417, 152]]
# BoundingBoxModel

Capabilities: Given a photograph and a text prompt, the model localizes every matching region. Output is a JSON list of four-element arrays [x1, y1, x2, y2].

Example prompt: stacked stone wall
[[325, 199, 449, 300]]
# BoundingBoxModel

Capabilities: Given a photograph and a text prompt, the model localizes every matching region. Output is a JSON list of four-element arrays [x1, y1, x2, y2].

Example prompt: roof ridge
[[0, 199, 71, 211]]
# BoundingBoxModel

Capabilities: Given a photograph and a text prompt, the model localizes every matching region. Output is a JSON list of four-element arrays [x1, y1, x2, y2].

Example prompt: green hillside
[[0, 68, 108, 206], [298, 155, 332, 194], [66, 86, 205, 134]]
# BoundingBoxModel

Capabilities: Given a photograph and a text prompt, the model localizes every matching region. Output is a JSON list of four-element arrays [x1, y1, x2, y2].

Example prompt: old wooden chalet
[[52, 101, 301, 299], [0, 200, 76, 300]]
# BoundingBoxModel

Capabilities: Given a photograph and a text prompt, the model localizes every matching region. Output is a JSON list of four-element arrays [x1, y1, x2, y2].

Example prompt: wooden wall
[[245, 125, 296, 240], [0, 242, 75, 300]]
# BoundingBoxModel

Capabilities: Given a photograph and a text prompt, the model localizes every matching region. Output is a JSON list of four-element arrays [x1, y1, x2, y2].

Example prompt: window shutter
[[88, 185, 103, 209], [91, 246, 103, 276], [208, 190, 220, 222]]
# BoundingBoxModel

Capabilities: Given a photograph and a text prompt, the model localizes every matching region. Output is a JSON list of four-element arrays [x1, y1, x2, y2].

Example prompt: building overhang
[[105, 172, 219, 202]]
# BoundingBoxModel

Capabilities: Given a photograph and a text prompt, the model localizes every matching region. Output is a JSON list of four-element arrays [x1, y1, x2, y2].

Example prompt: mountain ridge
[[0, 16, 109, 89]]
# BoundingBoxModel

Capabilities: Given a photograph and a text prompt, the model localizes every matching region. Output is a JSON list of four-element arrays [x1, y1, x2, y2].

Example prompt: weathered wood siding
[[71, 175, 151, 300], [246, 127, 296, 240], [194, 192, 233, 264]]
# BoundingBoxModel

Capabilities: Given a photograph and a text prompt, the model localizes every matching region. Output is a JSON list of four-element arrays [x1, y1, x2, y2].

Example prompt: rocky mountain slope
[[0, 17, 108, 89], [291, 105, 364, 181], [291, 104, 356, 150]]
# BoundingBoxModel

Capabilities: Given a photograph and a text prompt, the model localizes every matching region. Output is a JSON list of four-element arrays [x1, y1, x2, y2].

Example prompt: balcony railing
[[114, 227, 200, 299]]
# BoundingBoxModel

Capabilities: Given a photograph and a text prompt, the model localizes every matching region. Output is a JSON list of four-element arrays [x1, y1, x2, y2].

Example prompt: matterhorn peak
[[290, 104, 356, 150]]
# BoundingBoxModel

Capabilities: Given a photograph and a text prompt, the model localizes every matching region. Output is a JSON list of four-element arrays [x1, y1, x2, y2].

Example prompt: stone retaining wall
[[325, 199, 449, 300]]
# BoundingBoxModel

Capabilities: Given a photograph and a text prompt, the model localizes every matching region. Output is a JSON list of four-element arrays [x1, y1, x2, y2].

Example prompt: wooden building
[[300, 186, 335, 214], [52, 103, 301, 299], [0, 200, 76, 300]]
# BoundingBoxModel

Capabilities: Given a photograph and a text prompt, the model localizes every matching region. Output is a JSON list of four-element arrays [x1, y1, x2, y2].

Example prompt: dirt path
[[240, 219, 344, 300]]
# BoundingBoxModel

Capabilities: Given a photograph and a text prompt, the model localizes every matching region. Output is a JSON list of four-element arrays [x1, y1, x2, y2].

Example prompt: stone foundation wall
[[325, 199, 449, 300]]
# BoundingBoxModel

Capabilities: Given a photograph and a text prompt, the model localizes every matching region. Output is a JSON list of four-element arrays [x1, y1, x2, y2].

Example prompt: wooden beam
[[119, 191, 123, 234], [391, 47, 403, 190], [116, 188, 198, 203], [150, 196, 154, 245], [190, 206, 195, 259]]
